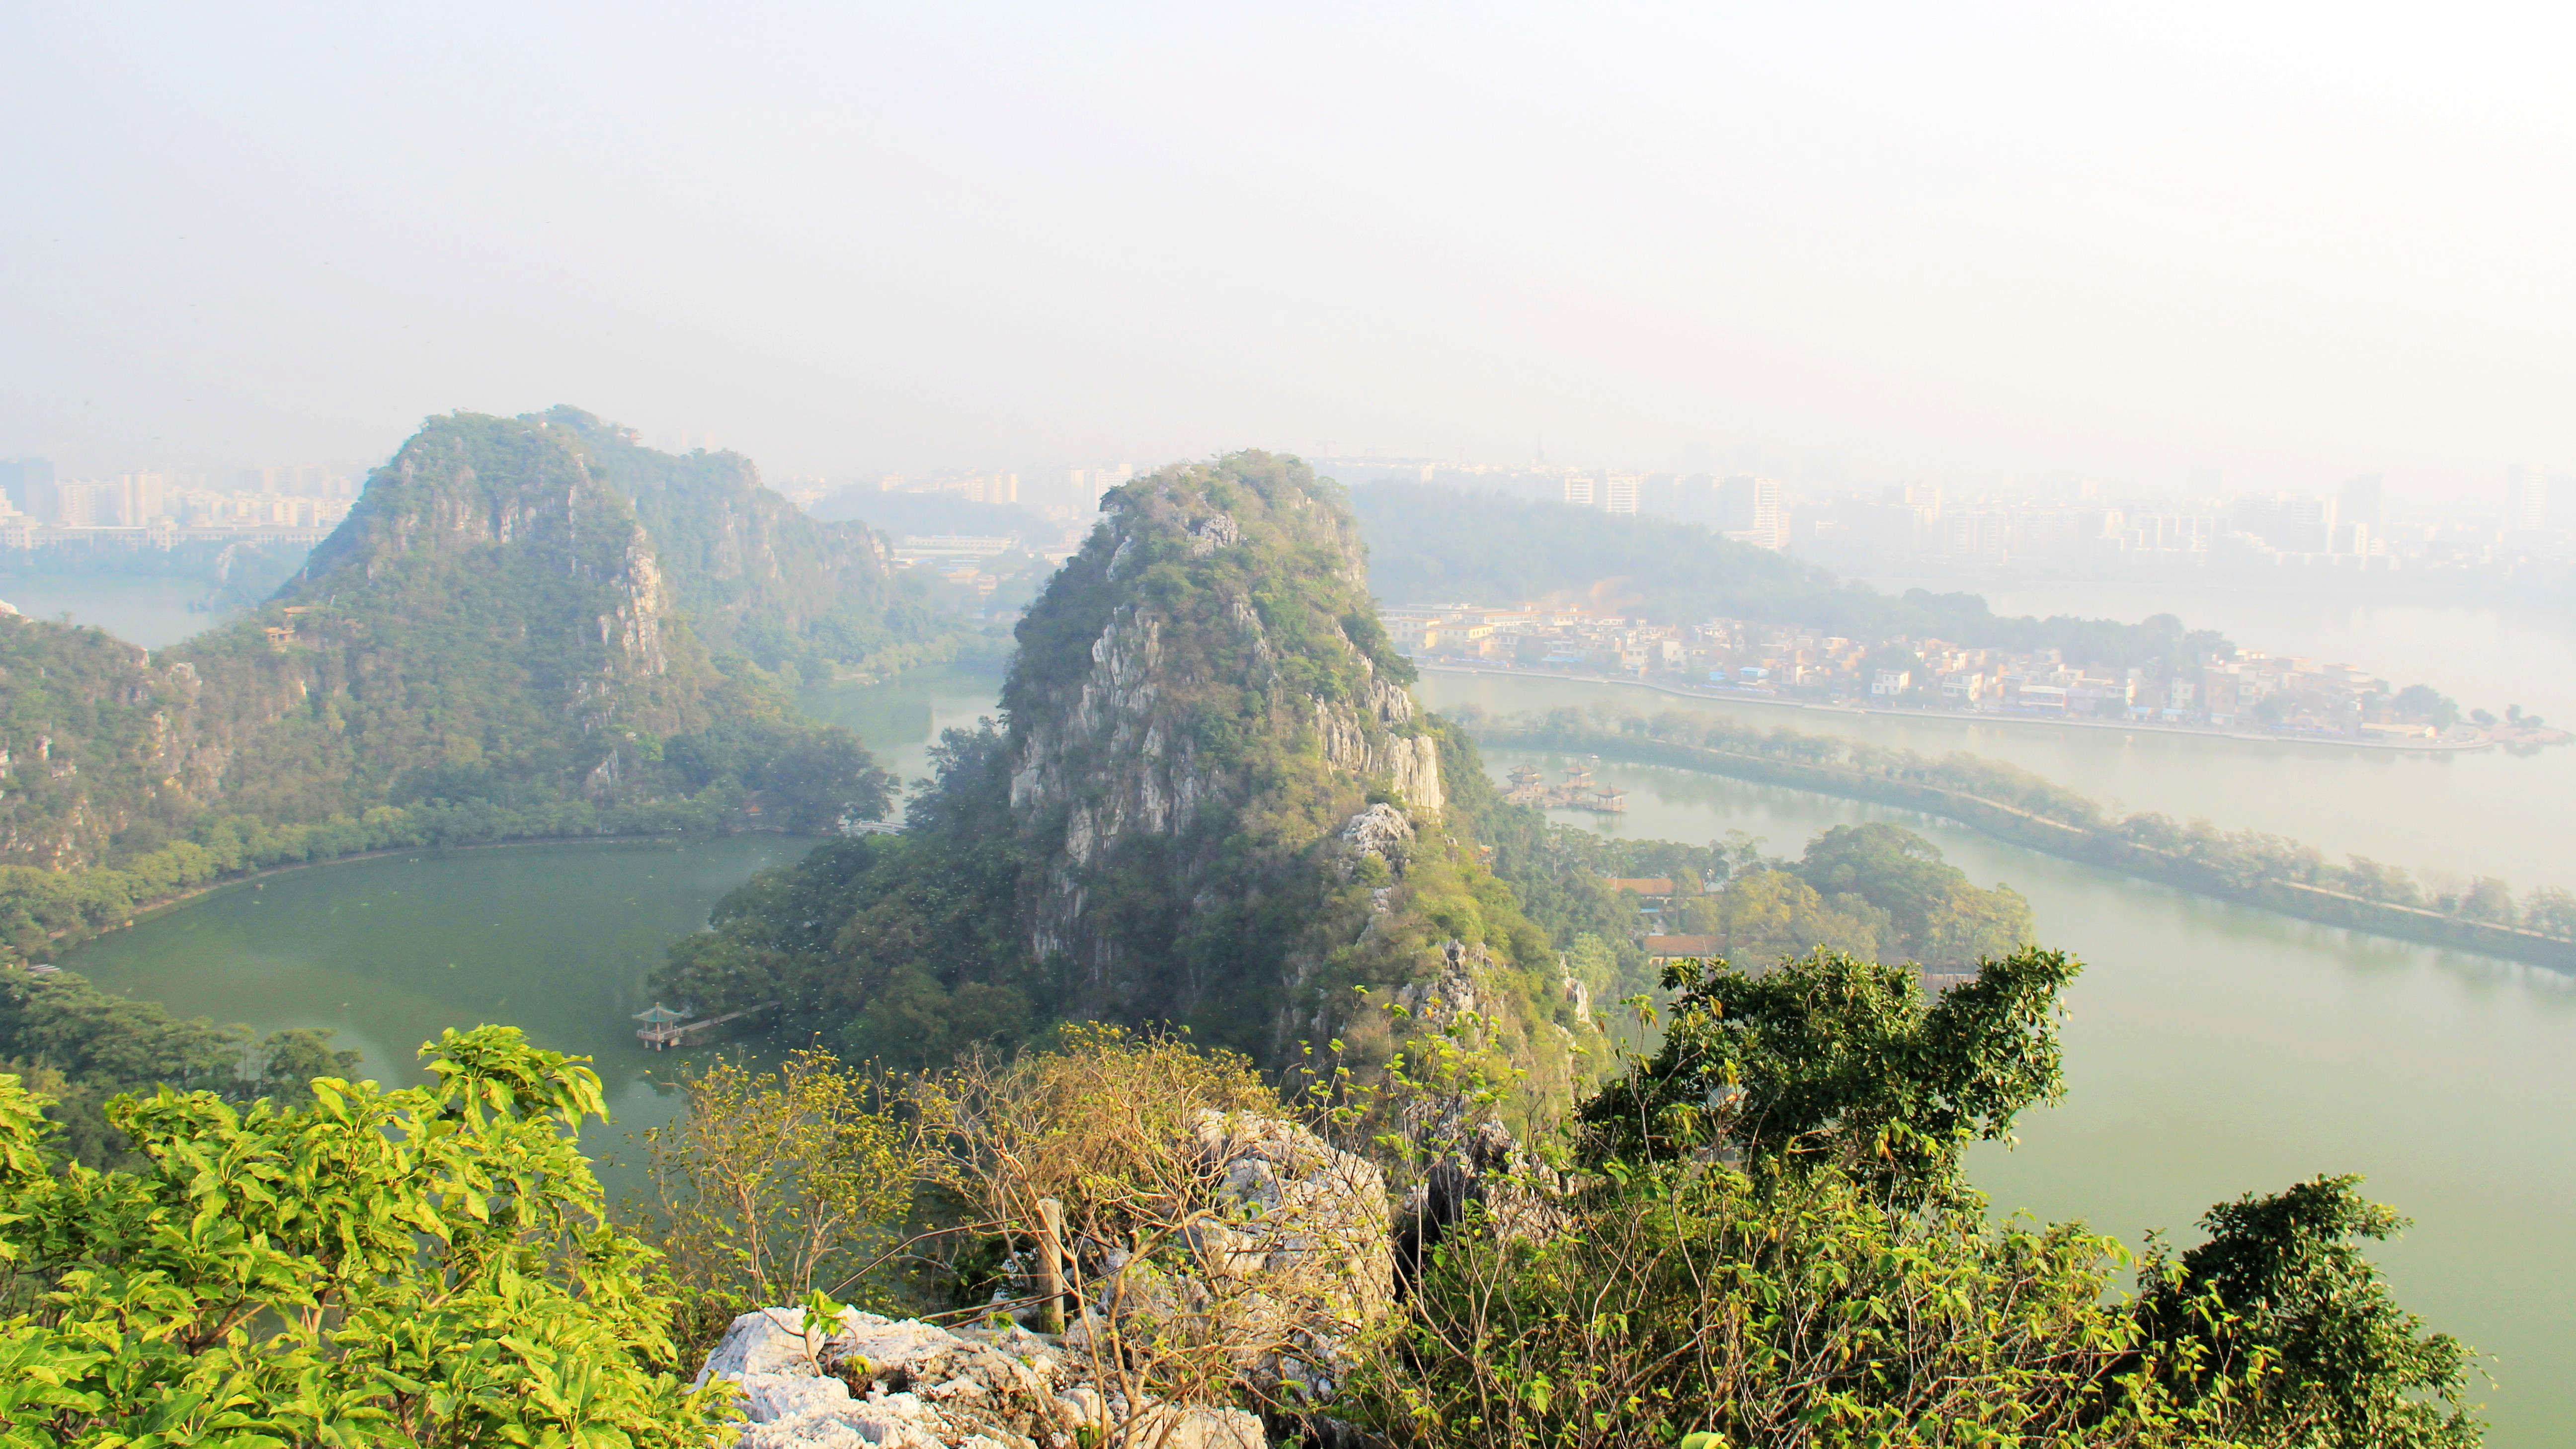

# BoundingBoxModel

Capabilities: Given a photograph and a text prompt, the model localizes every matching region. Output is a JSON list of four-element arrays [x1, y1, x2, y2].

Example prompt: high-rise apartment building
[[123, 473, 166, 523], [958, 473, 1020, 504], [2232, 494, 2337, 553], [56, 480, 126, 526], [2507, 468, 2549, 532], [1603, 473, 1640, 515], [1561, 473, 1595, 507], [0, 459, 55, 520], [2125, 513, 2220, 554], [2338, 473, 2385, 528], [1063, 465, 1128, 508], [1718, 475, 1784, 548]]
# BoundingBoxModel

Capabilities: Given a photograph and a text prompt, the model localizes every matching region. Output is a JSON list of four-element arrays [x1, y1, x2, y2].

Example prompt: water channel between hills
[[57, 655, 2576, 1443]]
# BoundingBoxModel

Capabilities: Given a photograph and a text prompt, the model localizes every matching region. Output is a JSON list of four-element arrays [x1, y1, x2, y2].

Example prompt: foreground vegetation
[[1378, 952, 2473, 1447], [2, 1027, 727, 1445], [0, 964, 357, 1165], [2, 946, 2476, 1445]]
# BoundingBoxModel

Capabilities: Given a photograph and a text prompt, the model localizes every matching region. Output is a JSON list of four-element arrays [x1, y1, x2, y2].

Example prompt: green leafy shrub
[[0, 1026, 728, 1445]]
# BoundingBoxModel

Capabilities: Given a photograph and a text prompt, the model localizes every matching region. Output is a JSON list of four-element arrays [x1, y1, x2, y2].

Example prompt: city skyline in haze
[[5, 3, 2573, 499]]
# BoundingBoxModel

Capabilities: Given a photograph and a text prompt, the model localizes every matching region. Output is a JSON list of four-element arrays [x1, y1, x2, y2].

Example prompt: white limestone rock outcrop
[[1337, 804, 1415, 874], [695, 1306, 1268, 1449]]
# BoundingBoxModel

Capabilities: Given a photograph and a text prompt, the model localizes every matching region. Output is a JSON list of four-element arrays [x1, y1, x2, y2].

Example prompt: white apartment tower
[[1604, 474, 1640, 515], [1561, 473, 1595, 507], [2507, 468, 2549, 532], [1719, 475, 1785, 549]]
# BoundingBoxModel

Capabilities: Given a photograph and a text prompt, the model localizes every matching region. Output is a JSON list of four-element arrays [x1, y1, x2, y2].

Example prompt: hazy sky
[[4, 3, 2571, 492]]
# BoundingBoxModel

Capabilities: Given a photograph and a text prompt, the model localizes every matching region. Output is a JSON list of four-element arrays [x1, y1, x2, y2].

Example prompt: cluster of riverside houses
[[1383, 603, 2449, 740]]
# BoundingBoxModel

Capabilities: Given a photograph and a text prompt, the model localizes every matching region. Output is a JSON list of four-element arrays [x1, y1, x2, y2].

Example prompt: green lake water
[[53, 650, 2576, 1442], [1471, 736, 2576, 1446], [64, 836, 817, 1185], [55, 664, 1006, 1178], [796, 661, 1009, 794]]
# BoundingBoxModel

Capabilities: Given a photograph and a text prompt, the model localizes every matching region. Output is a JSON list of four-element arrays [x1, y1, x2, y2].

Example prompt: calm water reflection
[[56, 661, 1010, 1166]]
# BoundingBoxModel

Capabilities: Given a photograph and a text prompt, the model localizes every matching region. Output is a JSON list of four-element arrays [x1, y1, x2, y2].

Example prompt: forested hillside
[[0, 411, 908, 957], [658, 452, 1588, 1100], [657, 453, 2045, 1111], [526, 406, 950, 680], [1352, 482, 2233, 668]]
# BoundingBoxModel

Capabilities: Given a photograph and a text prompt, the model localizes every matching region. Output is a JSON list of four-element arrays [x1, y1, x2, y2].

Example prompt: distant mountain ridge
[[1348, 481, 2232, 668], [0, 409, 927, 890]]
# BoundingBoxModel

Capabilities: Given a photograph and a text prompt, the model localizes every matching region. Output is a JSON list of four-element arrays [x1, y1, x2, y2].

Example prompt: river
[[52, 631, 2576, 1441]]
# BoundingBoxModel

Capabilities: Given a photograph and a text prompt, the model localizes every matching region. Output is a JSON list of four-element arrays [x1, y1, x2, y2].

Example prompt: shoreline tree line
[[1465, 703, 2576, 968]]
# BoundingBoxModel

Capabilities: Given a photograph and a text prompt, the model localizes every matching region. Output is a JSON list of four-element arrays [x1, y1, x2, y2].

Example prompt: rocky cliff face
[[661, 451, 1584, 1094], [526, 406, 908, 674], [999, 454, 1443, 1011], [0, 623, 190, 868], [314, 410, 684, 671], [195, 412, 732, 812], [1007, 607, 1441, 883], [0, 412, 774, 869]]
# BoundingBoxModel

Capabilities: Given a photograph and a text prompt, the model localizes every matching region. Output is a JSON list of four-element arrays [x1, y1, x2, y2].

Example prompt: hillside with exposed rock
[[513, 406, 942, 680], [659, 452, 1584, 1095], [0, 410, 913, 956]]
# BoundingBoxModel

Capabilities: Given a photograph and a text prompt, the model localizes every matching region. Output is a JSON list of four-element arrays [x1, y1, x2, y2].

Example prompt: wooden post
[[1035, 1197, 1066, 1336]]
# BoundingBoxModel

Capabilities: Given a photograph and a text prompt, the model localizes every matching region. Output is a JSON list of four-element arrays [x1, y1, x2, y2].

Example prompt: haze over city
[[7, 3, 2575, 497]]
